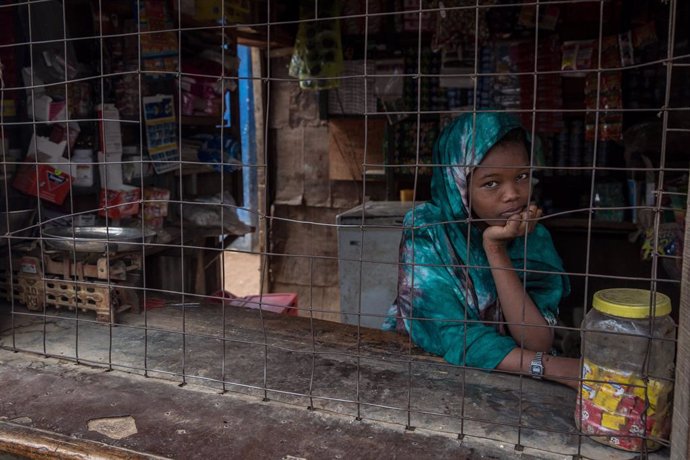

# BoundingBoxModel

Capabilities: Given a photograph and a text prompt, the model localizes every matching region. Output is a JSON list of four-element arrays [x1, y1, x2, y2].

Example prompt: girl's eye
[[516, 172, 529, 181], [482, 180, 499, 189]]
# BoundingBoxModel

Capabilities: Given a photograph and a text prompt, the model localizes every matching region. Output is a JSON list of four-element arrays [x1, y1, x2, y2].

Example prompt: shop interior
[[0, 0, 688, 457]]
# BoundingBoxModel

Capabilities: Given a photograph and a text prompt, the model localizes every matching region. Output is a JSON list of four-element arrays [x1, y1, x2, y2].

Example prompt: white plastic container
[[71, 149, 94, 187], [122, 145, 148, 183]]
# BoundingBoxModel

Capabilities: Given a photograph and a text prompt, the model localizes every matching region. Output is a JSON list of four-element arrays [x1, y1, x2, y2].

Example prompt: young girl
[[395, 112, 580, 388]]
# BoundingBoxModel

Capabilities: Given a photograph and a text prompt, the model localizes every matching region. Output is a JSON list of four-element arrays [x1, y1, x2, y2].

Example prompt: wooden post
[[671, 177, 690, 460], [251, 46, 269, 295]]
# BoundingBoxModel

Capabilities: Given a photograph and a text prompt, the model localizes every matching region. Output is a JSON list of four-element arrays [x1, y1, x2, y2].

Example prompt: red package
[[13, 161, 72, 205], [99, 186, 141, 219], [577, 398, 604, 434], [608, 434, 642, 452], [617, 394, 643, 417]]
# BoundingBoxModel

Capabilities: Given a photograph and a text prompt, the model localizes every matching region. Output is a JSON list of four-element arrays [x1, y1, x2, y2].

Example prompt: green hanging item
[[289, 0, 344, 91]]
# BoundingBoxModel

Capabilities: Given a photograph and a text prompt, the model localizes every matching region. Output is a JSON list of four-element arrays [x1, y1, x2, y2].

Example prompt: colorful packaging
[[142, 187, 170, 229], [99, 186, 141, 219], [576, 359, 672, 452], [13, 161, 72, 205]]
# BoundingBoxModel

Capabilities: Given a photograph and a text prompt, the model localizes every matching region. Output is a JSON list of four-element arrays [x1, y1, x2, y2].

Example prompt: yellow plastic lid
[[592, 288, 672, 319]]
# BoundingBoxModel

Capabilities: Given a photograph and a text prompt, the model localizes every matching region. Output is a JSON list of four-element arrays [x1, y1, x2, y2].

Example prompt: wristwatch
[[530, 352, 544, 379]]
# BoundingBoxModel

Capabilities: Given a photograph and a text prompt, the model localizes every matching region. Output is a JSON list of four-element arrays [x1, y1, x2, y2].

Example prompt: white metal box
[[336, 201, 416, 328]]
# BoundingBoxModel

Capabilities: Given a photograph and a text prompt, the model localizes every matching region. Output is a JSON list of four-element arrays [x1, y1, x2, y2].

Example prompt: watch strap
[[530, 351, 544, 379]]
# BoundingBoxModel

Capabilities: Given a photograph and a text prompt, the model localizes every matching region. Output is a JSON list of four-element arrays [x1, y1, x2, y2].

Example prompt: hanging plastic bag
[[183, 192, 251, 236], [289, 0, 344, 90]]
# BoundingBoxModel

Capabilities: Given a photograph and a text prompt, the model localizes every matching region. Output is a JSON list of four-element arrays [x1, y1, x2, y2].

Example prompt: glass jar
[[576, 288, 676, 452]]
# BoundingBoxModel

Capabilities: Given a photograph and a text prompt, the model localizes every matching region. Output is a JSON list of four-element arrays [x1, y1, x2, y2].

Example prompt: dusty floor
[[223, 250, 262, 297]]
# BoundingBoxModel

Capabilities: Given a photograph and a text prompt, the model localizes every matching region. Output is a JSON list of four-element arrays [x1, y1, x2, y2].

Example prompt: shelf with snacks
[[174, 163, 219, 177], [543, 217, 639, 233], [178, 13, 293, 49], [180, 115, 229, 127]]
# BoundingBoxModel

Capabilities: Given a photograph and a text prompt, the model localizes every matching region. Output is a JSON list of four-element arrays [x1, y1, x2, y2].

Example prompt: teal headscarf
[[395, 112, 570, 369]]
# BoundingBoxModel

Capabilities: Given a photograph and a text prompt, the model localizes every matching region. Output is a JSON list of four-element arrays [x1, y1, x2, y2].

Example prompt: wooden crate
[[1, 265, 139, 323]]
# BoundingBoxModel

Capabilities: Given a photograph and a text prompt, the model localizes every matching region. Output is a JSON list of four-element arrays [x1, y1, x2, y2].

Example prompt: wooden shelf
[[111, 115, 229, 128], [235, 26, 293, 49], [180, 115, 228, 127], [544, 217, 638, 232], [178, 14, 292, 49], [174, 163, 217, 176]]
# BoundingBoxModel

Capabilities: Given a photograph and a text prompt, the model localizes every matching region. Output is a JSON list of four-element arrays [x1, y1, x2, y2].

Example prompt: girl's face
[[469, 142, 531, 227]]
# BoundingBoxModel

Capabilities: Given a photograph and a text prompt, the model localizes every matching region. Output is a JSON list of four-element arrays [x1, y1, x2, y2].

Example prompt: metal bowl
[[42, 226, 156, 253], [0, 209, 36, 246]]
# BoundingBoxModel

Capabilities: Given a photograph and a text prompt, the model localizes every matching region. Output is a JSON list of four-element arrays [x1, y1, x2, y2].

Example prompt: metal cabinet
[[336, 201, 416, 329]]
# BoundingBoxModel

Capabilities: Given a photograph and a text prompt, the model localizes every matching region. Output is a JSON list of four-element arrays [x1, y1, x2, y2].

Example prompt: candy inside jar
[[576, 359, 673, 451]]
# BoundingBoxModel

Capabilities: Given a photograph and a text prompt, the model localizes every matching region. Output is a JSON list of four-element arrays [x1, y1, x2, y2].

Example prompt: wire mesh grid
[[0, 0, 688, 458]]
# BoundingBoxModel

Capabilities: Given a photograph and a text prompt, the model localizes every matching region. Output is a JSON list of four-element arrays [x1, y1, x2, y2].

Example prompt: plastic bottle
[[122, 145, 146, 183], [71, 149, 94, 187]]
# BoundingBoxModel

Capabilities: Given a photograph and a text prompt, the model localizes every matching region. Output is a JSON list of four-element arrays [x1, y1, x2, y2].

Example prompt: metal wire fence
[[0, 0, 688, 458]]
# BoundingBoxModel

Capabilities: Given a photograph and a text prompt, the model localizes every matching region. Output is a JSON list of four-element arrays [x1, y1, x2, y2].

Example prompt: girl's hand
[[482, 204, 542, 249]]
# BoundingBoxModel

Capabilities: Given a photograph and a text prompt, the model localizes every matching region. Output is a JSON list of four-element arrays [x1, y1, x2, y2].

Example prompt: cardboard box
[[27, 134, 67, 160], [13, 161, 72, 205], [99, 185, 141, 219], [13, 133, 72, 205]]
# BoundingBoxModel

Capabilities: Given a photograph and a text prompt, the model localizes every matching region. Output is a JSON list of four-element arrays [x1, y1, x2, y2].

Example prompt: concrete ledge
[[0, 304, 670, 459]]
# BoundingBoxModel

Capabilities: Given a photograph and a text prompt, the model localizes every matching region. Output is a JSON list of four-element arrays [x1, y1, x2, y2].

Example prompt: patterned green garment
[[395, 112, 570, 369]]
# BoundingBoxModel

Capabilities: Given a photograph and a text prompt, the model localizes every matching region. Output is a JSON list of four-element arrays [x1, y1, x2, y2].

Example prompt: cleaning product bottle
[[71, 148, 94, 187]]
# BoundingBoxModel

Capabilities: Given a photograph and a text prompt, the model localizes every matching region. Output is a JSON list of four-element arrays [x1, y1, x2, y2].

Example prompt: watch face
[[531, 363, 543, 375]]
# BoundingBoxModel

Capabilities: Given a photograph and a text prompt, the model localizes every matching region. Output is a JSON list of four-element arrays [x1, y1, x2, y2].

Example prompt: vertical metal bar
[[515, 0, 544, 451], [354, 0, 372, 424], [94, 0, 116, 372], [135, 0, 149, 379], [459, 0, 483, 440], [307, 256, 316, 410], [403, 0, 426, 432], [219, 0, 228, 394], [576, 0, 607, 455], [60, 0, 81, 369], [23, 0, 49, 360], [258, 0, 273, 403], [174, 0, 187, 388], [0, 2, 17, 355]]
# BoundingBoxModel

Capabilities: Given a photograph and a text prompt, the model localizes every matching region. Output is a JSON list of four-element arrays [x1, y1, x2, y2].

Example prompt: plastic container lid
[[592, 288, 671, 318]]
